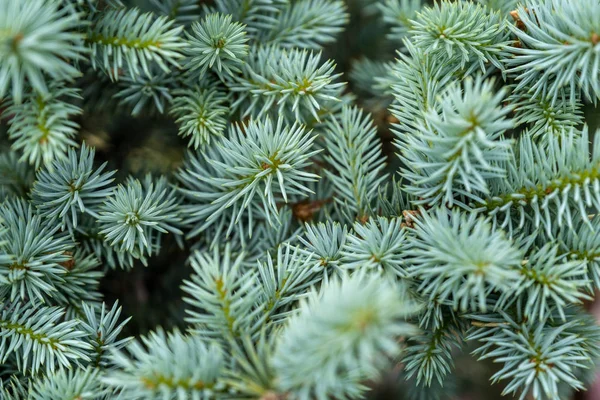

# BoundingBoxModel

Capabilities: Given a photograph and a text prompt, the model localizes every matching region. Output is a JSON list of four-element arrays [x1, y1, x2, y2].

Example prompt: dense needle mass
[[1, 1, 600, 399]]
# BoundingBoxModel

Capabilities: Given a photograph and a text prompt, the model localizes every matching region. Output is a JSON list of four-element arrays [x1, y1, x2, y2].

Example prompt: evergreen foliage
[[0, 0, 86, 102], [0, 0, 600, 399], [183, 13, 249, 80]]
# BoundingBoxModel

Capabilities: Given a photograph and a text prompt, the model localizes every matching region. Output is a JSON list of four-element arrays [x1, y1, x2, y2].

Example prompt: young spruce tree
[[1, 0, 600, 399]]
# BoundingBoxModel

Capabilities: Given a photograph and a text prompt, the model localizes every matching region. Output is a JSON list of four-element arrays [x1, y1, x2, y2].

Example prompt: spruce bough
[[1, 0, 600, 399]]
